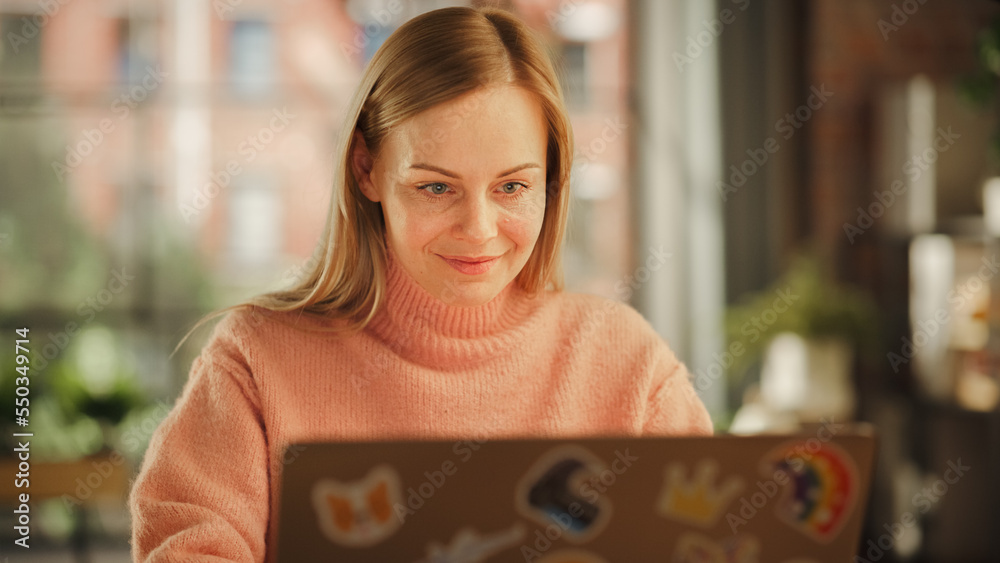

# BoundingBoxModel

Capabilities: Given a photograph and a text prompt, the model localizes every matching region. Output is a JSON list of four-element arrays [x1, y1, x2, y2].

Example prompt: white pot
[[759, 332, 856, 422]]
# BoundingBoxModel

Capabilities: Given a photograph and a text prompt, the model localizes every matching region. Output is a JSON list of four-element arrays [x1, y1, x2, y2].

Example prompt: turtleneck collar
[[365, 246, 543, 368]]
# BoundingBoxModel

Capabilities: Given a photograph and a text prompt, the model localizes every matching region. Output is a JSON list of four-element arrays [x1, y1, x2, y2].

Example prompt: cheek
[[384, 200, 447, 246], [501, 198, 546, 247]]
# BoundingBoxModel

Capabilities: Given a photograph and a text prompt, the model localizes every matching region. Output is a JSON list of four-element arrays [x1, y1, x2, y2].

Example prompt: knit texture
[[128, 250, 713, 562]]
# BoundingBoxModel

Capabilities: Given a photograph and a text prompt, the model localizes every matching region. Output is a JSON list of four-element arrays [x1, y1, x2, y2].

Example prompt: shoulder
[[188, 308, 257, 375], [208, 306, 344, 346], [538, 290, 679, 373], [195, 306, 354, 370], [192, 307, 301, 362], [547, 289, 663, 345]]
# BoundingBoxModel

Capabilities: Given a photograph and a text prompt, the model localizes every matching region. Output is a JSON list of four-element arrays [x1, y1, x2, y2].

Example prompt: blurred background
[[1, 0, 999, 561]]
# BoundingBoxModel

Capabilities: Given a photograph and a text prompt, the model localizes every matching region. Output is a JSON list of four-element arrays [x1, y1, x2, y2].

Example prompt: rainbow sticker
[[761, 440, 858, 543]]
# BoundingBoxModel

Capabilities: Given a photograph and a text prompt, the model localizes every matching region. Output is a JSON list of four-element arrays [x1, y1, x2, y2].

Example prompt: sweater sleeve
[[129, 319, 270, 562], [642, 344, 714, 437]]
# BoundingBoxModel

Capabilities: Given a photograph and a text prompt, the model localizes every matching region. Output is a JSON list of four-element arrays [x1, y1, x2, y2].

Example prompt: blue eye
[[418, 183, 449, 196], [416, 181, 529, 201]]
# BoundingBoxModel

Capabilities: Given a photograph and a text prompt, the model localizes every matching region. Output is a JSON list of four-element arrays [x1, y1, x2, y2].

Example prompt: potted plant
[[725, 251, 878, 428]]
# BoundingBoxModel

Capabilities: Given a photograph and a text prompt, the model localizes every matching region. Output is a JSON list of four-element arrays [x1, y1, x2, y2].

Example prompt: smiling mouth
[[439, 255, 501, 263], [439, 254, 502, 275]]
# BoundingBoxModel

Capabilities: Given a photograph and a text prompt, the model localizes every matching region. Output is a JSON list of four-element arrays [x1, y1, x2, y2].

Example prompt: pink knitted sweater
[[128, 251, 713, 562]]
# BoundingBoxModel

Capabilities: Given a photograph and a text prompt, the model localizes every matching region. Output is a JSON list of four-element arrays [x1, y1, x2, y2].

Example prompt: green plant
[[724, 252, 878, 384], [1, 326, 150, 459], [958, 16, 1000, 161]]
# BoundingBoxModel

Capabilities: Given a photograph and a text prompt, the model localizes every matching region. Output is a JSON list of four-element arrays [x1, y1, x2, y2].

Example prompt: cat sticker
[[515, 445, 613, 544], [311, 464, 403, 547]]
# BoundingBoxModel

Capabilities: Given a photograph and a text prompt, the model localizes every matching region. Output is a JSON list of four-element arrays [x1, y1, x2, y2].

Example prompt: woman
[[129, 6, 712, 562]]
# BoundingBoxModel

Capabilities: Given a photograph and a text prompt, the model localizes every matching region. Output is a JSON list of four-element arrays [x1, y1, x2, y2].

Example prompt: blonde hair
[[176, 6, 574, 352]]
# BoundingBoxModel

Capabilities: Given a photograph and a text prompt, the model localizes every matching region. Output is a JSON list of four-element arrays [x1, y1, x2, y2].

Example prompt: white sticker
[[311, 464, 403, 547], [413, 523, 526, 563]]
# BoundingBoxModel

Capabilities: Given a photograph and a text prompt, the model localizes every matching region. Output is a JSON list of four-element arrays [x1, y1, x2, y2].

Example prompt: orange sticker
[[311, 464, 403, 547]]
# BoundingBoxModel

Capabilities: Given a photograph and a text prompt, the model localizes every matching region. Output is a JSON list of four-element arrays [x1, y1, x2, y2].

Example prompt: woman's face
[[354, 85, 549, 307]]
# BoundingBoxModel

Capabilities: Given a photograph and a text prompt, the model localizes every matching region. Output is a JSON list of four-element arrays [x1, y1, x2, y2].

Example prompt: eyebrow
[[409, 162, 542, 179]]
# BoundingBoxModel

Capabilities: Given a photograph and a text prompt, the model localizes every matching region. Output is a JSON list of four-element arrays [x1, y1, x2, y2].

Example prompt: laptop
[[274, 423, 877, 562]]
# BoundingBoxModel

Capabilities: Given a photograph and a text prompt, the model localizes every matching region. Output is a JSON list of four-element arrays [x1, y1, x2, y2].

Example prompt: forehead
[[381, 85, 548, 172]]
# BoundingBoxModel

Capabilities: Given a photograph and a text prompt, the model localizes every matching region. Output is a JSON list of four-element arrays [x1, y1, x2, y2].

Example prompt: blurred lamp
[[552, 2, 621, 42], [983, 177, 1000, 237]]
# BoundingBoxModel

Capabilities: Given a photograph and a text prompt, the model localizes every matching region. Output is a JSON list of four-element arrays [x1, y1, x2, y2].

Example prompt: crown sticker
[[656, 459, 745, 528]]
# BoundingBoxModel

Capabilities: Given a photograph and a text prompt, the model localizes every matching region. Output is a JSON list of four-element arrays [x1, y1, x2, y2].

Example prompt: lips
[[439, 254, 501, 275], [440, 255, 501, 262]]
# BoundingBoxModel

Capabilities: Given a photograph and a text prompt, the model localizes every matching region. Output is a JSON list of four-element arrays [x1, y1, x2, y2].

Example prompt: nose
[[454, 192, 498, 244]]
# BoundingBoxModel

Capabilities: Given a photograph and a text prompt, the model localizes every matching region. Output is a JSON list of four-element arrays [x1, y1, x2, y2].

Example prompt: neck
[[365, 248, 541, 367]]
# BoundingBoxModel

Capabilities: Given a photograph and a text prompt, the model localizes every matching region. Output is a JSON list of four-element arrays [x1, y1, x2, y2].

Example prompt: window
[[227, 175, 281, 268], [229, 19, 274, 98], [559, 42, 590, 110], [0, 14, 43, 85]]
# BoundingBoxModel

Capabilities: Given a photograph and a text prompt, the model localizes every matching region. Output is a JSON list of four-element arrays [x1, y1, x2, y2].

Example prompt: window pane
[[229, 20, 274, 98]]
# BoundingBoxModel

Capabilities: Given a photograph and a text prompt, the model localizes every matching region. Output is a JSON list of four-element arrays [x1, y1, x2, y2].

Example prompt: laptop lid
[[275, 425, 876, 562]]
